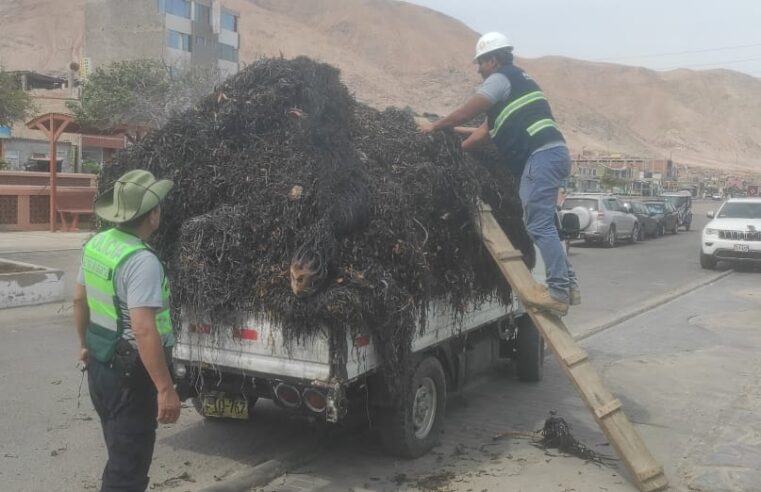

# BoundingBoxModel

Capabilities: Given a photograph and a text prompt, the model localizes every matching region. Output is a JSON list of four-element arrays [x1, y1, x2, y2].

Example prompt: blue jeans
[[519, 145, 578, 303]]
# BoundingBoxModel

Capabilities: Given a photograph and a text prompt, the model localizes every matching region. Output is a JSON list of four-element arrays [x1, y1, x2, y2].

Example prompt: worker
[[73, 169, 180, 491], [419, 32, 579, 317]]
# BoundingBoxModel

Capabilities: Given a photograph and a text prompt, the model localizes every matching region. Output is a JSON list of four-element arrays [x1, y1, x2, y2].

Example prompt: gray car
[[561, 193, 639, 247]]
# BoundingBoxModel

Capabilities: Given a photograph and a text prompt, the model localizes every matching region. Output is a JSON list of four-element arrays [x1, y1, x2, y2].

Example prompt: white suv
[[700, 198, 761, 269]]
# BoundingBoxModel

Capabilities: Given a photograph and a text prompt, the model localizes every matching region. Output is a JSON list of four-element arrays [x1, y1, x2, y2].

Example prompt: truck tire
[[516, 315, 544, 382], [378, 356, 447, 458]]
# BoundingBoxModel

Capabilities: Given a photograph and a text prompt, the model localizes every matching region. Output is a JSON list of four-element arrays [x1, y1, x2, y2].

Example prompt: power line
[[594, 43, 761, 62]]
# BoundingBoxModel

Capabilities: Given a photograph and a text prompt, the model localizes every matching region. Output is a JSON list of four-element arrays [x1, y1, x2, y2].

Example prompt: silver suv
[[561, 193, 639, 247]]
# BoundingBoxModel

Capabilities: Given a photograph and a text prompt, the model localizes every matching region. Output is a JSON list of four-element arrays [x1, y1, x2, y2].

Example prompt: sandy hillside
[[1, 0, 759, 172]]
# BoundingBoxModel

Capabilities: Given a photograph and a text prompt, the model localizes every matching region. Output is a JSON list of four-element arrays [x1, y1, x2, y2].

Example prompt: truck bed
[[174, 298, 514, 384]]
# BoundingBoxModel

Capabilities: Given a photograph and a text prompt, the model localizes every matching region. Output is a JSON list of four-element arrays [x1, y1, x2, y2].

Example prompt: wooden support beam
[[475, 200, 668, 492]]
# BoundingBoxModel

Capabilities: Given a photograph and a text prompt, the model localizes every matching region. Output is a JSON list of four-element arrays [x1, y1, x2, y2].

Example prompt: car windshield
[[717, 202, 761, 219], [664, 195, 689, 208], [562, 198, 598, 211], [645, 203, 665, 213]]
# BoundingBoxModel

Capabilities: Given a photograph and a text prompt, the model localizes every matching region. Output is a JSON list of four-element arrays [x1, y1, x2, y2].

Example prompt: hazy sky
[[404, 0, 761, 77]]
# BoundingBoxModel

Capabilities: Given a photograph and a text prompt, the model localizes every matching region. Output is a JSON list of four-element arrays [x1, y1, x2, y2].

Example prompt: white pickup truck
[[173, 248, 545, 458]]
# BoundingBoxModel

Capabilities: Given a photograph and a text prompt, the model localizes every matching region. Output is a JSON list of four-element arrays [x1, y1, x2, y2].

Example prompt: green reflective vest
[[81, 228, 173, 364]]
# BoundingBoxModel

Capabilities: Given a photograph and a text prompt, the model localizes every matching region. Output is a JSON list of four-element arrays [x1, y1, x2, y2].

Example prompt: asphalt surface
[[1, 199, 758, 491]]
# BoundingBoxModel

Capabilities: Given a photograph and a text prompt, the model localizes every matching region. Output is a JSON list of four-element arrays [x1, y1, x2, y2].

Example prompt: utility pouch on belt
[[110, 339, 143, 388]]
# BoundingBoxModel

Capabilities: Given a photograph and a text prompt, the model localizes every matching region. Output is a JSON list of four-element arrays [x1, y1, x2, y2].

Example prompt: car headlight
[[704, 228, 718, 236]]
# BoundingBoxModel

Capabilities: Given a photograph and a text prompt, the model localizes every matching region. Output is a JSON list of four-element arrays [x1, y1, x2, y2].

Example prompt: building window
[[221, 11, 238, 32], [195, 35, 208, 48], [4, 150, 20, 168], [194, 3, 211, 25], [218, 43, 239, 62], [168, 30, 192, 52], [164, 0, 191, 18]]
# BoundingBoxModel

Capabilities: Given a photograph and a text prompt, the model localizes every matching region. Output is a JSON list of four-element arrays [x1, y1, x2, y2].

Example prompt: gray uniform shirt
[[78, 249, 164, 342], [477, 71, 566, 155]]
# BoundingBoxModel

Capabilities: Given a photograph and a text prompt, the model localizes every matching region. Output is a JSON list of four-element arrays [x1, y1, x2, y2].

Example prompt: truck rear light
[[303, 388, 326, 413], [189, 324, 210, 334], [233, 327, 258, 341], [274, 383, 301, 408], [354, 335, 370, 347]]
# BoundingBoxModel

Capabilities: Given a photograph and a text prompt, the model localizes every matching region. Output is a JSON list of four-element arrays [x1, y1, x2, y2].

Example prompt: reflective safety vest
[[486, 63, 565, 177], [81, 228, 173, 364]]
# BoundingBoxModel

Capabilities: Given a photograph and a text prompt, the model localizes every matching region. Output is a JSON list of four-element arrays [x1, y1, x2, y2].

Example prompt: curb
[[573, 269, 733, 342], [195, 445, 323, 492], [197, 459, 285, 492]]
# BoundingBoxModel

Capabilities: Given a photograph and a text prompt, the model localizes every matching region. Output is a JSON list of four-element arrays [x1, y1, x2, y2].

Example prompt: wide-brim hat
[[95, 169, 174, 224]]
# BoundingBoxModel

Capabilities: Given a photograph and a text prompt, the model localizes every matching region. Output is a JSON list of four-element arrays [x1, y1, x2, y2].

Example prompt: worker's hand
[[157, 386, 181, 424], [418, 121, 436, 134], [78, 347, 89, 368]]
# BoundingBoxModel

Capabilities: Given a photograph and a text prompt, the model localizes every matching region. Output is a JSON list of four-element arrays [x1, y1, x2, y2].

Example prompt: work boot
[[569, 286, 581, 306], [522, 285, 569, 317]]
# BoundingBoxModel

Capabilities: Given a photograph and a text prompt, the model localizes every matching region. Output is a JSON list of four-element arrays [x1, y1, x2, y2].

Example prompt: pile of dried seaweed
[[539, 412, 614, 464], [99, 56, 534, 391]]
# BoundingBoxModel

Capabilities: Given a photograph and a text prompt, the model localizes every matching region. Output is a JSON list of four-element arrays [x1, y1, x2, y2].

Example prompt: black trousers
[[87, 358, 157, 492]]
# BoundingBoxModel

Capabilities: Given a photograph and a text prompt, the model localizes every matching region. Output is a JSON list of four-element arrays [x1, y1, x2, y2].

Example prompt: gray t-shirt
[[477, 71, 565, 155], [78, 249, 165, 342], [477, 72, 512, 104]]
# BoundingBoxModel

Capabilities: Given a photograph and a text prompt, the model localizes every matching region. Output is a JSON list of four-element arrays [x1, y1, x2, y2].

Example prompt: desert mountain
[[1, 0, 759, 172]]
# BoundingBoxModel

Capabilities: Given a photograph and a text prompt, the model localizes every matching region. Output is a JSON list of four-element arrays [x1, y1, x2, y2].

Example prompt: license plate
[[200, 392, 249, 419], [734, 244, 750, 253]]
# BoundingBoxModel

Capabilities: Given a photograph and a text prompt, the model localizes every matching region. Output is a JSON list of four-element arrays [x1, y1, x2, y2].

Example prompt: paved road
[[1, 199, 758, 491]]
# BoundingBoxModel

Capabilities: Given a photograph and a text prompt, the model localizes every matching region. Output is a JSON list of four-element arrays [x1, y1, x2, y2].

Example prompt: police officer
[[420, 32, 579, 317], [73, 169, 180, 491]]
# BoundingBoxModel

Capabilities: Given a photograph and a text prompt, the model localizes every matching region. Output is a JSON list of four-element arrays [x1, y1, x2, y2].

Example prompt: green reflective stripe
[[90, 310, 118, 331], [155, 309, 172, 335], [526, 118, 559, 136], [490, 91, 547, 137]]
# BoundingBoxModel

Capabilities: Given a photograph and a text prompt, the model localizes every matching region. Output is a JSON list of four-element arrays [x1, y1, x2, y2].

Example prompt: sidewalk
[[0, 231, 91, 302], [0, 231, 91, 254]]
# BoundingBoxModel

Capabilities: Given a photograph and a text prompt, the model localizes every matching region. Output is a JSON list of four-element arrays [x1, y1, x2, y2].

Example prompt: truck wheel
[[700, 252, 716, 270], [378, 356, 447, 458], [516, 315, 544, 382]]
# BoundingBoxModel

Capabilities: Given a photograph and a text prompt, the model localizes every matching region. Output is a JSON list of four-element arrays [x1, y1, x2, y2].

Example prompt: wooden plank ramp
[[476, 201, 668, 492]]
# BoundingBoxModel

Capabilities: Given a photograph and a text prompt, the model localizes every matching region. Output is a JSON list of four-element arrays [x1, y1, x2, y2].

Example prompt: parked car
[[700, 198, 761, 269], [623, 201, 659, 239], [661, 191, 693, 230], [560, 194, 638, 247], [712, 194, 723, 201], [642, 199, 679, 235]]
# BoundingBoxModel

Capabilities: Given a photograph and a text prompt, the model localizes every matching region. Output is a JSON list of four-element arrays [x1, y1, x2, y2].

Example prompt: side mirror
[[706, 211, 714, 219]]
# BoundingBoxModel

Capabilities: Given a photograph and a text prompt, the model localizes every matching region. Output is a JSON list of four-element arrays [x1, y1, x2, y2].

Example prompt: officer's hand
[[78, 347, 89, 368], [158, 387, 181, 424]]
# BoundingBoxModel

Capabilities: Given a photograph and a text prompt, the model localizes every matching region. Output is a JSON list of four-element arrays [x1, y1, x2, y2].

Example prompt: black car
[[642, 200, 679, 235], [623, 201, 659, 239]]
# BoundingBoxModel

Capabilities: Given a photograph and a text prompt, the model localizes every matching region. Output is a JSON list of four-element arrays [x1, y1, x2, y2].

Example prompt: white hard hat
[[474, 32, 513, 61]]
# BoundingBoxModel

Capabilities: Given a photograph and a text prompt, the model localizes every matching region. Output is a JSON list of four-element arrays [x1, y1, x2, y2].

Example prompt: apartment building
[[84, 0, 240, 77]]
